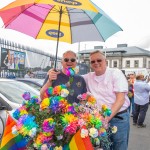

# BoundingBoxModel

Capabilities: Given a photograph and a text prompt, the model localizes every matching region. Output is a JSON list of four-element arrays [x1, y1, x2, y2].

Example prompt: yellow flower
[[40, 98, 50, 110], [102, 104, 107, 111], [54, 146, 63, 150]]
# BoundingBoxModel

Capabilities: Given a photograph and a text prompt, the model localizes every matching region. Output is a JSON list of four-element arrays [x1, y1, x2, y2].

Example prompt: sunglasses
[[63, 58, 76, 62], [90, 59, 102, 64]]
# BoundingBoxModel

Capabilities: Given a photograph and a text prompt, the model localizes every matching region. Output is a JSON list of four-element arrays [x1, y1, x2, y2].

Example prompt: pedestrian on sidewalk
[[128, 72, 136, 117], [133, 74, 150, 128]]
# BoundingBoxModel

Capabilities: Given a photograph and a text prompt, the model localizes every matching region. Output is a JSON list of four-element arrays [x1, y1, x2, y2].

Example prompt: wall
[[122, 57, 143, 68]]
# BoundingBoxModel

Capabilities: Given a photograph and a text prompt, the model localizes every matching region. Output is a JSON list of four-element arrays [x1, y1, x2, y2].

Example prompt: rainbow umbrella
[[0, 0, 122, 68]]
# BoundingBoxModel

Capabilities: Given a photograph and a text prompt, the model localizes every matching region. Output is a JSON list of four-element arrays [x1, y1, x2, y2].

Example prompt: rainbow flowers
[[12, 85, 116, 149]]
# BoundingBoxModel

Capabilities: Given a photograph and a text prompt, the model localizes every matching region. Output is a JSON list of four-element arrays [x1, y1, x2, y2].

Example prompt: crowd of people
[[127, 72, 150, 128], [24, 70, 34, 78]]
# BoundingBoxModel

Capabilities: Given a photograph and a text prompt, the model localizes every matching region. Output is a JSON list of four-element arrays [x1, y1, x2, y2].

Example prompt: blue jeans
[[129, 96, 134, 115], [133, 103, 149, 125], [109, 111, 130, 150]]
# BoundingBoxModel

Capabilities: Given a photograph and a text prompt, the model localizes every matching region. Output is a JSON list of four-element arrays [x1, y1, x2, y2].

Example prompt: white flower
[[41, 144, 49, 150], [57, 135, 63, 140], [12, 125, 18, 135], [81, 128, 89, 138], [95, 138, 100, 146], [29, 127, 37, 137], [89, 127, 98, 138], [61, 89, 69, 97], [112, 126, 117, 133]]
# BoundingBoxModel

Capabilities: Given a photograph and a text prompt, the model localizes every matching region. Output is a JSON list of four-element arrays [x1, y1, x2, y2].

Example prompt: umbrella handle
[[54, 6, 63, 69]]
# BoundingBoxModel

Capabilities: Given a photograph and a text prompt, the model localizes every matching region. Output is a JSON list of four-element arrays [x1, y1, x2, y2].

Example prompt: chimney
[[117, 44, 128, 48], [94, 46, 103, 49]]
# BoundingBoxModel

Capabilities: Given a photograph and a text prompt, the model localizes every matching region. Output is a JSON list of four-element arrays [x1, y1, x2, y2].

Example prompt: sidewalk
[[128, 105, 150, 150]]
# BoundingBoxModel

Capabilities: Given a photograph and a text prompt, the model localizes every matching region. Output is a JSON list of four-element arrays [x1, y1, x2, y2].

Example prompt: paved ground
[[128, 104, 150, 150]]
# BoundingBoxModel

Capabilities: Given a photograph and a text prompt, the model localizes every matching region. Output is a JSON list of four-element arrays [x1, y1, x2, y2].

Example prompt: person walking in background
[[40, 50, 87, 103], [24, 70, 31, 78], [133, 74, 150, 128], [83, 50, 130, 150], [128, 72, 136, 117]]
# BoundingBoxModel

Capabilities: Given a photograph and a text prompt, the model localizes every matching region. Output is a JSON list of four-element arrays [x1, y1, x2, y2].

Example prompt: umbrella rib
[[36, 4, 60, 13], [67, 12, 85, 13], [82, 10, 105, 42], [66, 7, 72, 44], [35, 5, 56, 39], [2, 4, 34, 28]]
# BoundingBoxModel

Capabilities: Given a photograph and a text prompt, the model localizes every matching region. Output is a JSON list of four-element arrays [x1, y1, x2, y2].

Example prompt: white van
[[121, 68, 149, 77]]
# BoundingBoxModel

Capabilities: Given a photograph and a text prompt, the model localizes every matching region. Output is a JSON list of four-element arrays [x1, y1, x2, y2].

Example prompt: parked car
[[0, 79, 40, 142], [16, 78, 44, 91], [33, 71, 47, 79]]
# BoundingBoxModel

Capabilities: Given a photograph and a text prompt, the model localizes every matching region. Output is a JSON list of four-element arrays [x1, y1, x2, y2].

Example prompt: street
[[129, 104, 150, 150]]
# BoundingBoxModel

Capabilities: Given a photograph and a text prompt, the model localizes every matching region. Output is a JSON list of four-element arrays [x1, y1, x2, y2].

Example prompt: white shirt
[[24, 74, 30, 78], [83, 68, 130, 111], [134, 80, 150, 105]]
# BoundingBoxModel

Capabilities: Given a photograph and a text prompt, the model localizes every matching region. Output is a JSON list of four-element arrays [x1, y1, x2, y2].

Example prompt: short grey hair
[[63, 50, 77, 58], [90, 50, 106, 58]]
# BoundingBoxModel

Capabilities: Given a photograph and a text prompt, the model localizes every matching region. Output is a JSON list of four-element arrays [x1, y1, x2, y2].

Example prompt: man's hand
[[40, 68, 60, 100], [47, 68, 61, 82]]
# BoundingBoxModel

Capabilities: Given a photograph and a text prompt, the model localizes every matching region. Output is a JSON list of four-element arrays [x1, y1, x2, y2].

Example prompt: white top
[[24, 74, 31, 78], [134, 80, 150, 105], [83, 68, 130, 111]]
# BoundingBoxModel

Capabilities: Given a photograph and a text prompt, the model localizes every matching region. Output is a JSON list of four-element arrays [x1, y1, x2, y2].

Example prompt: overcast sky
[[0, 0, 150, 56]]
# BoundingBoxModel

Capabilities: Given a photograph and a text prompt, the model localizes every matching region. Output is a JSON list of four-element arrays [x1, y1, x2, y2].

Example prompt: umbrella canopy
[[0, 0, 122, 43], [0, 0, 122, 67]]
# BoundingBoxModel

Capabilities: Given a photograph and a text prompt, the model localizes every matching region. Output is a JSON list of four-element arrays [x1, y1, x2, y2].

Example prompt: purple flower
[[22, 92, 31, 100]]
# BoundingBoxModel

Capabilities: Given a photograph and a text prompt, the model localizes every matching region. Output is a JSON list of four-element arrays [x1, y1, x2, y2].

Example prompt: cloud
[[131, 35, 150, 50]]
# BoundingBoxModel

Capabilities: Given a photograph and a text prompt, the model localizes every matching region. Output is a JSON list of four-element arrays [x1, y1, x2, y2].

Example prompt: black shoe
[[133, 122, 137, 126], [137, 124, 146, 128]]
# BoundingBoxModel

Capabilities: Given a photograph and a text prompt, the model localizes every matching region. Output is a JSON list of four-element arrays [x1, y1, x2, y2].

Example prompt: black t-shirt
[[43, 72, 87, 104]]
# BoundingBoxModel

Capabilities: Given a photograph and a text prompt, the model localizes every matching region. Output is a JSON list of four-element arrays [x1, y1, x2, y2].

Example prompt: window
[[113, 61, 118, 68], [106, 60, 109, 67], [84, 54, 89, 58], [126, 60, 130, 68], [85, 61, 89, 65], [148, 61, 150, 68], [134, 60, 139, 68]]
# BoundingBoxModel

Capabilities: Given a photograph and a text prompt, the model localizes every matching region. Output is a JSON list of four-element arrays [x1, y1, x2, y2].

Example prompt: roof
[[79, 46, 150, 56]]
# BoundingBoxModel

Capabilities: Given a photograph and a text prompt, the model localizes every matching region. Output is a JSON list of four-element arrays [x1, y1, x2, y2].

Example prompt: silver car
[[16, 78, 44, 91], [0, 79, 40, 142]]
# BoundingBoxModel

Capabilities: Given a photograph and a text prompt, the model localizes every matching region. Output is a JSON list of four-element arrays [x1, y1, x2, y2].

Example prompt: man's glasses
[[90, 59, 102, 64], [63, 58, 76, 62]]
